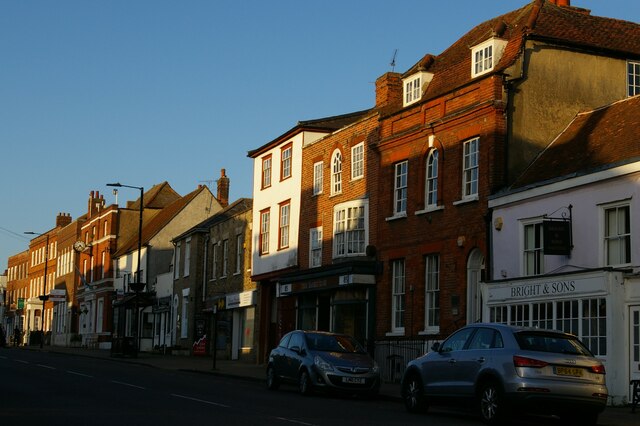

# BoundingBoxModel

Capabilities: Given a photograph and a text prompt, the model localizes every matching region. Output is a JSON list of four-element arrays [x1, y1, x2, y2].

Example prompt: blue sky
[[1, 0, 638, 270]]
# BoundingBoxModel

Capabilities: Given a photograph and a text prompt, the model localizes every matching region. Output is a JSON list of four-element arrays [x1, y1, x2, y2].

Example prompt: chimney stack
[[549, 0, 570, 6], [56, 212, 72, 228], [375, 72, 402, 112], [217, 168, 230, 208]]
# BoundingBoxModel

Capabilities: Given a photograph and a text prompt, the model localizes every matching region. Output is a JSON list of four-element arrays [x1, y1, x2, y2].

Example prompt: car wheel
[[478, 382, 508, 425], [266, 365, 279, 390], [298, 369, 313, 396], [402, 373, 427, 413]]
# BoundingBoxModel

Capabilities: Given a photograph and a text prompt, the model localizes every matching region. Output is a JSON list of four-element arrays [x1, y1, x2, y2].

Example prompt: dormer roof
[[400, 0, 640, 106]]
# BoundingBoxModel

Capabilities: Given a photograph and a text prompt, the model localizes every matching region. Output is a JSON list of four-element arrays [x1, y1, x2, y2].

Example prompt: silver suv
[[401, 323, 608, 425]]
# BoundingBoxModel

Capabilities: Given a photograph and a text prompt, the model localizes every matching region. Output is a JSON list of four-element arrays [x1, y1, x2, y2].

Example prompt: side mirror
[[431, 342, 440, 352]]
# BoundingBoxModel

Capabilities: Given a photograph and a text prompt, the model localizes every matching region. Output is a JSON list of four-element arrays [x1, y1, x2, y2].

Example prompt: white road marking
[[16, 360, 29, 364], [66, 370, 93, 378], [111, 380, 146, 389], [274, 418, 317, 426], [36, 364, 55, 369], [0, 356, 7, 359], [170, 393, 230, 408]]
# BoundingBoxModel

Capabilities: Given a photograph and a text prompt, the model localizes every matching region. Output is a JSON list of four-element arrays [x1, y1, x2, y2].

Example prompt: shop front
[[481, 268, 638, 405], [208, 290, 258, 362], [277, 262, 379, 351]]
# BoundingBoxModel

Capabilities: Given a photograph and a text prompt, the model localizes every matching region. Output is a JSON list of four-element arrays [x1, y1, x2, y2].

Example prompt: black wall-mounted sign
[[543, 220, 572, 255]]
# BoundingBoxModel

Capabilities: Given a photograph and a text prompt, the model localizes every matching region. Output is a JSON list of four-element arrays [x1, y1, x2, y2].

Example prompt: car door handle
[[476, 357, 486, 363], [449, 359, 457, 364]]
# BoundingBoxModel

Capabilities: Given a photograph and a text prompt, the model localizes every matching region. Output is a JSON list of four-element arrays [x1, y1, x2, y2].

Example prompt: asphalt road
[[0, 348, 620, 426], [1, 349, 480, 426]]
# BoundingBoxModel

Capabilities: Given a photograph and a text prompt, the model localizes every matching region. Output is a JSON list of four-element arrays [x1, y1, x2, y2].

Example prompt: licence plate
[[342, 377, 366, 384], [555, 366, 583, 377]]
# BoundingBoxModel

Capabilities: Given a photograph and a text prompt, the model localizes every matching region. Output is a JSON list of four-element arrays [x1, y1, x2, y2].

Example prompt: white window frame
[[184, 237, 191, 277], [313, 161, 323, 195], [261, 155, 272, 189], [602, 202, 631, 267], [391, 259, 405, 334], [211, 241, 219, 280], [279, 201, 290, 250], [394, 161, 408, 216], [281, 144, 292, 181], [174, 243, 181, 279], [333, 200, 368, 258], [471, 38, 507, 78], [351, 142, 364, 180], [222, 239, 229, 277], [424, 254, 440, 333], [235, 234, 242, 275], [462, 138, 479, 199], [522, 220, 544, 276], [309, 227, 323, 268], [628, 60, 640, 97], [425, 150, 438, 209], [260, 210, 270, 255], [331, 150, 342, 195], [181, 289, 190, 339]]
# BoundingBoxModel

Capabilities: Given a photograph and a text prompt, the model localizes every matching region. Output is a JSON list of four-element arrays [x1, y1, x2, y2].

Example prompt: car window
[[515, 331, 592, 356], [467, 328, 502, 350], [288, 332, 304, 350], [278, 333, 291, 348], [306, 333, 366, 353], [440, 328, 475, 352]]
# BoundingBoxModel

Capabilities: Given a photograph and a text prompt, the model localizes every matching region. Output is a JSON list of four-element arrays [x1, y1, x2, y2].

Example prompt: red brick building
[[372, 0, 640, 360], [279, 109, 380, 348]]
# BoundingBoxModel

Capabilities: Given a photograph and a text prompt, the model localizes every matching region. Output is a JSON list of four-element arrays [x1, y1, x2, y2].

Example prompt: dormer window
[[471, 38, 507, 78], [402, 72, 433, 107]]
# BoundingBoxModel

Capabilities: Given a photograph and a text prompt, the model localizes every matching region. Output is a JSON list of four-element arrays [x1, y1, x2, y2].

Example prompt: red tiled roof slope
[[115, 186, 211, 256], [512, 95, 640, 189], [415, 0, 640, 103]]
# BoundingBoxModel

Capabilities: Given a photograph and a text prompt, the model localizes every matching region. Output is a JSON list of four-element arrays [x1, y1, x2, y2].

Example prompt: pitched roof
[[172, 198, 253, 242], [247, 110, 372, 158], [410, 0, 640, 103], [511, 95, 640, 189], [114, 185, 212, 257], [126, 181, 181, 210]]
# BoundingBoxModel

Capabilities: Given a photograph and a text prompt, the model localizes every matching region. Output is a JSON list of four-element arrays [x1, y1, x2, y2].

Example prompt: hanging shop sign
[[543, 220, 572, 255]]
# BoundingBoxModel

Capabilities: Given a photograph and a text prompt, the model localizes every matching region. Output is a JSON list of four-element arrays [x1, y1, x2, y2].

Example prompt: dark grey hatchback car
[[267, 330, 380, 396], [401, 323, 608, 425]]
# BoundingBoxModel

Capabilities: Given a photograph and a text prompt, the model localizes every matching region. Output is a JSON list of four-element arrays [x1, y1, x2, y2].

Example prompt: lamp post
[[107, 182, 144, 357], [24, 231, 49, 349]]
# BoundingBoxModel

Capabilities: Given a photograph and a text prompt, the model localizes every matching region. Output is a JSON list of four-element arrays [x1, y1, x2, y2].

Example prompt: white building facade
[[484, 161, 640, 405]]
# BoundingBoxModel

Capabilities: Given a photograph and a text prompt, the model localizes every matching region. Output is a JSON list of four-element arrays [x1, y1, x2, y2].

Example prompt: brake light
[[513, 355, 548, 368], [590, 364, 606, 374]]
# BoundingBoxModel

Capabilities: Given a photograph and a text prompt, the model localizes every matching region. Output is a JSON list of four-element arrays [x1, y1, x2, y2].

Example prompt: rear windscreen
[[515, 332, 593, 356]]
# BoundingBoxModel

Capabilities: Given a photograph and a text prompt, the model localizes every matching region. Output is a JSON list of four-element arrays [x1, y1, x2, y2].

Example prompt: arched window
[[331, 150, 342, 195], [426, 150, 438, 208]]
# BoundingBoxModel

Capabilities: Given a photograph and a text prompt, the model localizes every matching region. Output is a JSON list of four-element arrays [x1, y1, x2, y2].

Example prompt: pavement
[[7, 344, 639, 425]]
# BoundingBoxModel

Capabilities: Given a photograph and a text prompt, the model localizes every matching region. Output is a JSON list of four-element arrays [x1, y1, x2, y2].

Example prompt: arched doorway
[[466, 249, 485, 324]]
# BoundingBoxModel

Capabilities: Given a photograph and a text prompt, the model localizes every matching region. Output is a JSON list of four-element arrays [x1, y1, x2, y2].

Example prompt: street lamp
[[24, 231, 49, 349], [107, 182, 144, 357]]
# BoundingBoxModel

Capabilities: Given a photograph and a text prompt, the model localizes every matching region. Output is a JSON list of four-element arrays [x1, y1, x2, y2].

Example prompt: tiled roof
[[414, 0, 640, 103], [172, 198, 253, 242], [114, 185, 211, 257], [247, 110, 372, 158], [511, 95, 640, 189], [126, 181, 181, 210]]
